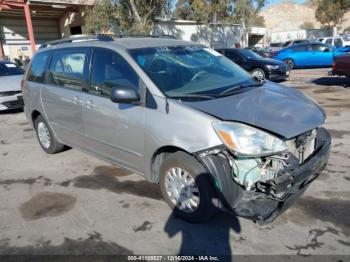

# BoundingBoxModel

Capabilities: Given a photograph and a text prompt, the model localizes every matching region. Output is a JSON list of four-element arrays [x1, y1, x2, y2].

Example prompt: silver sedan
[[0, 61, 24, 111]]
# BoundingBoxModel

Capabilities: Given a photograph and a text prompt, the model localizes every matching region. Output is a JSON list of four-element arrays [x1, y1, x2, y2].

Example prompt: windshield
[[130, 46, 254, 98], [0, 62, 24, 76]]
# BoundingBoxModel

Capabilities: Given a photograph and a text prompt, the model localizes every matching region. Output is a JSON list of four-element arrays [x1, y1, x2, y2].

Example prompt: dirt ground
[[0, 68, 349, 260]]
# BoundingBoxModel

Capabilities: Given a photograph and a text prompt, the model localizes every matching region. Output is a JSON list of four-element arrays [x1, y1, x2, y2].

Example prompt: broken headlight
[[213, 122, 287, 157]]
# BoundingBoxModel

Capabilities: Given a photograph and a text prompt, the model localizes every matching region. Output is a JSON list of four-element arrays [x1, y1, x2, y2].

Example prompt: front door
[[82, 48, 145, 172], [225, 50, 247, 70], [41, 48, 89, 148], [309, 44, 333, 67]]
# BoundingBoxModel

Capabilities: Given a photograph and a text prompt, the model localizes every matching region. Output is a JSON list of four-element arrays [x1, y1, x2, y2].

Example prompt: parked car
[[317, 37, 350, 48], [282, 39, 310, 48], [329, 53, 350, 77], [266, 42, 284, 54], [23, 35, 331, 224], [248, 47, 272, 58], [0, 60, 25, 111], [216, 48, 290, 81], [272, 41, 344, 69]]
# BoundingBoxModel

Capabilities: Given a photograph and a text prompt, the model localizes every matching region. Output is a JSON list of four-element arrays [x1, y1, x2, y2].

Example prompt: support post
[[0, 42, 4, 59], [24, 1, 36, 55]]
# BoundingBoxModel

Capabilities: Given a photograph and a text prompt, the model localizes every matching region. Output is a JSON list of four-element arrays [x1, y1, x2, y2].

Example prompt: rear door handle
[[73, 96, 83, 104], [86, 100, 95, 108]]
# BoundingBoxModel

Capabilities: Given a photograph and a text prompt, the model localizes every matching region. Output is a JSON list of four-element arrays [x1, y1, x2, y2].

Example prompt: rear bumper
[[329, 69, 349, 77], [200, 128, 331, 224]]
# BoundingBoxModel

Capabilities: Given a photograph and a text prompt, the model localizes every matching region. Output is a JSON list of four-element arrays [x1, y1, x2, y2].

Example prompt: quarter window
[[27, 52, 49, 83], [48, 49, 87, 91], [89, 49, 139, 97]]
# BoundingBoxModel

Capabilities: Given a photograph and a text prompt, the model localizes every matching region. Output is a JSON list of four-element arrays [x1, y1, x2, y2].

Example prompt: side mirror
[[323, 48, 331, 52], [110, 86, 140, 104]]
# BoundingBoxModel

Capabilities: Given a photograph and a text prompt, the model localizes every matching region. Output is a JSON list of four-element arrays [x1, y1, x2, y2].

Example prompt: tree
[[83, 0, 171, 34], [300, 21, 315, 29], [83, 0, 117, 34], [229, 0, 265, 27], [174, 0, 266, 26], [117, 0, 168, 32], [315, 0, 346, 29]]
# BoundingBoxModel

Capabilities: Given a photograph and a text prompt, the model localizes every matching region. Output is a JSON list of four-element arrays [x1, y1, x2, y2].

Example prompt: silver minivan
[[23, 35, 331, 224]]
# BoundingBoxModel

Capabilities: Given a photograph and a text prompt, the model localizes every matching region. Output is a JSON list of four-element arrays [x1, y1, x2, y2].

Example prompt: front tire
[[283, 59, 295, 70], [159, 151, 217, 223], [34, 115, 64, 154], [251, 68, 266, 82]]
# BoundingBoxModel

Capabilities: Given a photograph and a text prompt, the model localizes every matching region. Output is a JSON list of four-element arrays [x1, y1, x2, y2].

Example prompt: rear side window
[[225, 51, 242, 62], [291, 45, 307, 52], [27, 52, 49, 83], [89, 48, 139, 98], [48, 49, 87, 91]]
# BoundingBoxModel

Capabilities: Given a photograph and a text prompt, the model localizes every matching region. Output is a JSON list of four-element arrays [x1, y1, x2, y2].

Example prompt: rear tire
[[34, 115, 64, 154], [284, 59, 295, 70], [159, 151, 217, 223]]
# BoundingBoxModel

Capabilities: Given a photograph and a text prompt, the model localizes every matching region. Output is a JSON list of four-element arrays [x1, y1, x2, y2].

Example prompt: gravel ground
[[0, 68, 349, 260]]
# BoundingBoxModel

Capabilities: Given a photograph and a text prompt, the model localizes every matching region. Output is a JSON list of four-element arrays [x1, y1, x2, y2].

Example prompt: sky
[[265, 0, 306, 7]]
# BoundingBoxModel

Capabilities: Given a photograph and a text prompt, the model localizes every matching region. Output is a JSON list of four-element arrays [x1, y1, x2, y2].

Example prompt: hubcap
[[285, 60, 293, 69], [37, 122, 51, 149], [164, 167, 200, 213], [251, 70, 264, 81]]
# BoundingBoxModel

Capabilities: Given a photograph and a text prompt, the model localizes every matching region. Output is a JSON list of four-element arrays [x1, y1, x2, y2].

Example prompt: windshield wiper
[[218, 81, 264, 97], [169, 93, 216, 100]]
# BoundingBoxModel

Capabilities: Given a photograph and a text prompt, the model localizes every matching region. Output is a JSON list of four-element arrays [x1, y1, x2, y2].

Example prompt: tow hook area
[[197, 128, 331, 224]]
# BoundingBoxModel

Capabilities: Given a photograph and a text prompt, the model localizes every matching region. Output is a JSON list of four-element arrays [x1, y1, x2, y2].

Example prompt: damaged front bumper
[[198, 128, 331, 224]]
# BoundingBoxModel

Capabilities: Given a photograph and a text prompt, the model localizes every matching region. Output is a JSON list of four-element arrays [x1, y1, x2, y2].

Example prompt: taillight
[[21, 80, 25, 92], [332, 61, 336, 71]]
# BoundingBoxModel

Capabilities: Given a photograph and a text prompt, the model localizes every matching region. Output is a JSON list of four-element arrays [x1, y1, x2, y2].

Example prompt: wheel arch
[[283, 58, 295, 68], [31, 110, 42, 125], [254, 66, 269, 76], [150, 145, 191, 184]]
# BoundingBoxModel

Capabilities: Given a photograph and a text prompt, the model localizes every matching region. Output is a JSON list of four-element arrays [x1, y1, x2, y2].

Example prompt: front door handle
[[73, 96, 83, 104], [86, 100, 95, 108]]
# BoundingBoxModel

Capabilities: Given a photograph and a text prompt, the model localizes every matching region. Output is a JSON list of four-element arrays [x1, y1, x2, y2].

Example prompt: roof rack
[[116, 33, 177, 39], [39, 34, 114, 49], [39, 33, 177, 49]]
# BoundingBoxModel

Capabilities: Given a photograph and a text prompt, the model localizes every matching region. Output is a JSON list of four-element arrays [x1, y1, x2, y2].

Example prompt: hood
[[251, 58, 285, 66], [183, 82, 325, 139], [0, 75, 23, 92]]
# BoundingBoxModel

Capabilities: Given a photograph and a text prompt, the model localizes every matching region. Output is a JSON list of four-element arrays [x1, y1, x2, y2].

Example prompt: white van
[[317, 37, 350, 48]]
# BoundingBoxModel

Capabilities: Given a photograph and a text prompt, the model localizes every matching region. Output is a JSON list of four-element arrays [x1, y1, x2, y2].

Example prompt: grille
[[0, 91, 21, 97], [286, 129, 317, 163]]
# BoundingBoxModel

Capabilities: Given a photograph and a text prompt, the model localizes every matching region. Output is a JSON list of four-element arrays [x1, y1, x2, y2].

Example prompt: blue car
[[272, 41, 344, 69]]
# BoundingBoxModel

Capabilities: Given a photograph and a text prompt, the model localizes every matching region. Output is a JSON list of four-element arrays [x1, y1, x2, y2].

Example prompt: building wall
[[0, 18, 60, 59], [58, 7, 85, 38], [152, 20, 243, 48]]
